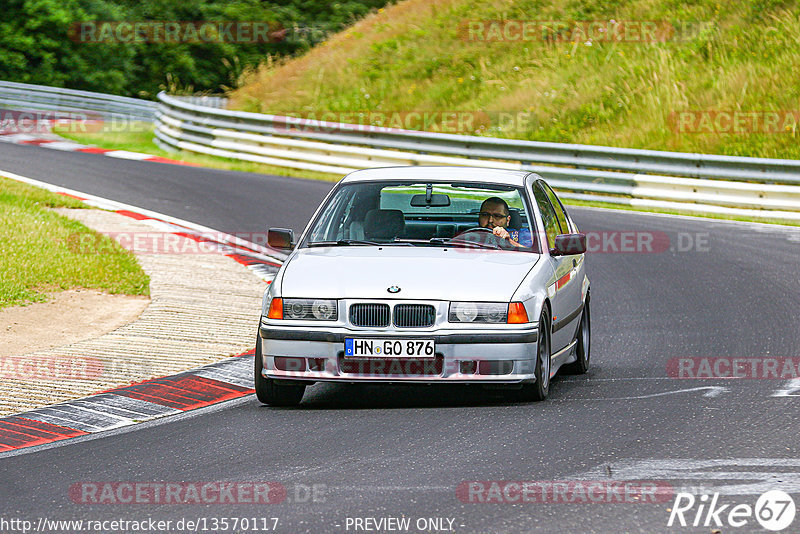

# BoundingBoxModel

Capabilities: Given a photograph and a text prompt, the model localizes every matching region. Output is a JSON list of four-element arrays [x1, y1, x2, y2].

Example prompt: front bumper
[[259, 322, 539, 384]]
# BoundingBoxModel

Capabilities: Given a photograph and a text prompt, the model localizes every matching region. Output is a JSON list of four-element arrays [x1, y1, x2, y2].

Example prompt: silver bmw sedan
[[256, 167, 590, 405]]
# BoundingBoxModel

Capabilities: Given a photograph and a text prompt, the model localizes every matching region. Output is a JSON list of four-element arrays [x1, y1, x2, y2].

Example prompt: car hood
[[279, 246, 540, 301]]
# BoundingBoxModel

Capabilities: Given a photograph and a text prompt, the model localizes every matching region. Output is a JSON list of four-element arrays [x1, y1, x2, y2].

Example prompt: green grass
[[54, 123, 343, 183], [232, 0, 800, 161], [0, 176, 150, 309]]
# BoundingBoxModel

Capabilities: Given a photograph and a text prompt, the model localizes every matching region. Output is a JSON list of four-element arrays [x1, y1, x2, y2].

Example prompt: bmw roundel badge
[[387, 285, 401, 294]]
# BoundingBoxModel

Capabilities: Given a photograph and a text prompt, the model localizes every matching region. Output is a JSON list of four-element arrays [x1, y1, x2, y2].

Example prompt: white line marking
[[103, 150, 153, 160], [772, 378, 800, 397], [559, 377, 693, 382], [71, 396, 176, 419], [43, 141, 90, 151], [553, 386, 729, 401], [572, 458, 800, 495], [0, 133, 38, 142], [193, 369, 253, 389], [21, 411, 104, 433]]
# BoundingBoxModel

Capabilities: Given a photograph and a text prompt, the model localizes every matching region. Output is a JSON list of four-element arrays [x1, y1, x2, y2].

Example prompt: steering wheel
[[449, 227, 508, 249], [451, 226, 515, 250], [456, 227, 494, 236]]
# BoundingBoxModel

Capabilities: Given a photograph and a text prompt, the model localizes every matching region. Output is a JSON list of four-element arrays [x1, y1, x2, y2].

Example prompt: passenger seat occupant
[[478, 197, 533, 247], [364, 209, 405, 240]]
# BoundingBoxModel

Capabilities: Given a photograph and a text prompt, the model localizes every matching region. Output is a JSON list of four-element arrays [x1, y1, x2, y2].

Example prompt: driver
[[478, 197, 533, 248]]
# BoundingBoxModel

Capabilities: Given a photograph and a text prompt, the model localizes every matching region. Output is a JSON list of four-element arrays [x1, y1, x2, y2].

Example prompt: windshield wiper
[[307, 239, 381, 247], [307, 239, 415, 247], [388, 238, 447, 246], [389, 237, 503, 250], [444, 238, 502, 250]]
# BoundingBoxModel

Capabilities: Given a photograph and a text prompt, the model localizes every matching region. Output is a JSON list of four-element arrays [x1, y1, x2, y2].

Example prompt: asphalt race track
[[2, 141, 800, 533], [0, 142, 333, 236]]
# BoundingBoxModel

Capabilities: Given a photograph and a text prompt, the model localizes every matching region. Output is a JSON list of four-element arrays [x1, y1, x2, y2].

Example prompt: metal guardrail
[[0, 81, 156, 122], [31, 90, 756, 220], [2, 81, 797, 219], [155, 92, 800, 221]]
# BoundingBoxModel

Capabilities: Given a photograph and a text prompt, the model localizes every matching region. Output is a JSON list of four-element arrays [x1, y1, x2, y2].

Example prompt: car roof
[[340, 166, 534, 187]]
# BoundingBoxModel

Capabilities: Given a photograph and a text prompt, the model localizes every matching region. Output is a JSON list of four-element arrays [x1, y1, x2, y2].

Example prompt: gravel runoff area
[[0, 208, 267, 416]]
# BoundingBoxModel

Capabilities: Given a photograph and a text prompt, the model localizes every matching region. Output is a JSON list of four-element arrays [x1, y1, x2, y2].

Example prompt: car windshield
[[302, 180, 539, 252]]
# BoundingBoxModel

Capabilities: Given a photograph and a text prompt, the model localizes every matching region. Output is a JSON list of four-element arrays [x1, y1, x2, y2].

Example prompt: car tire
[[254, 334, 306, 407], [563, 298, 591, 375], [514, 308, 551, 402]]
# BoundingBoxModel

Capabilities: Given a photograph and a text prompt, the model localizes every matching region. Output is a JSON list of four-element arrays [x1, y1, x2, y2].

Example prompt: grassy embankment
[[234, 0, 800, 158], [0, 176, 150, 309], [60, 0, 800, 224]]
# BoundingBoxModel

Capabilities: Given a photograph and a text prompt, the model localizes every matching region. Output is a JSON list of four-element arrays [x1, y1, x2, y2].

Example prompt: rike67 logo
[[668, 490, 796, 531]]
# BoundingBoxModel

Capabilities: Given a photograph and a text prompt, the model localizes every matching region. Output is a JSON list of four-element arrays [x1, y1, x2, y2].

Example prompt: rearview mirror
[[552, 233, 586, 256], [410, 193, 451, 207], [268, 227, 295, 250]]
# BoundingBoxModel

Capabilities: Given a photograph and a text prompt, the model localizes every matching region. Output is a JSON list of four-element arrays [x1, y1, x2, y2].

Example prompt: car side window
[[533, 183, 559, 250], [541, 183, 569, 234]]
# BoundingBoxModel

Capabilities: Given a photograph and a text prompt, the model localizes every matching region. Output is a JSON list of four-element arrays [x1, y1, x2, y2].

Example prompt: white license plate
[[344, 338, 435, 358]]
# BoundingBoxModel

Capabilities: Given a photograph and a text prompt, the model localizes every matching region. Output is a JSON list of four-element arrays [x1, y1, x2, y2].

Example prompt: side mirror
[[268, 227, 294, 250], [552, 233, 586, 256]]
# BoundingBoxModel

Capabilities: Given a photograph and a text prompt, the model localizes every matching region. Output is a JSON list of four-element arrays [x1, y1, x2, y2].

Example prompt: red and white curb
[[0, 129, 195, 166], [0, 351, 255, 452], [0, 169, 286, 452]]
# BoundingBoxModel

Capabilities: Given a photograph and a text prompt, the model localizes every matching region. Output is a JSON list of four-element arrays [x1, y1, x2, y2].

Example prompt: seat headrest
[[509, 208, 522, 229], [364, 209, 405, 240], [435, 223, 457, 238]]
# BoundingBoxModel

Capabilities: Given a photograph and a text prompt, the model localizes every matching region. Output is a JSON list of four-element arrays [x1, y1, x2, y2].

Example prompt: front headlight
[[282, 298, 338, 320], [449, 302, 507, 323]]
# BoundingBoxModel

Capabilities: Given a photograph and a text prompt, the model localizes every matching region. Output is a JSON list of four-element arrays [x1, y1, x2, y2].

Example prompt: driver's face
[[478, 201, 510, 229]]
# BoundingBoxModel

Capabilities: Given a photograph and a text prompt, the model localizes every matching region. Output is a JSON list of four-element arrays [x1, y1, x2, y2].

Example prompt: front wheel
[[513, 309, 551, 402], [254, 334, 306, 407]]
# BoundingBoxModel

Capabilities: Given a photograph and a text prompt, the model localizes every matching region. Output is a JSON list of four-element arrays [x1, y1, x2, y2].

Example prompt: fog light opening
[[459, 361, 478, 374], [274, 356, 307, 372], [478, 360, 514, 375], [308, 358, 326, 372]]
